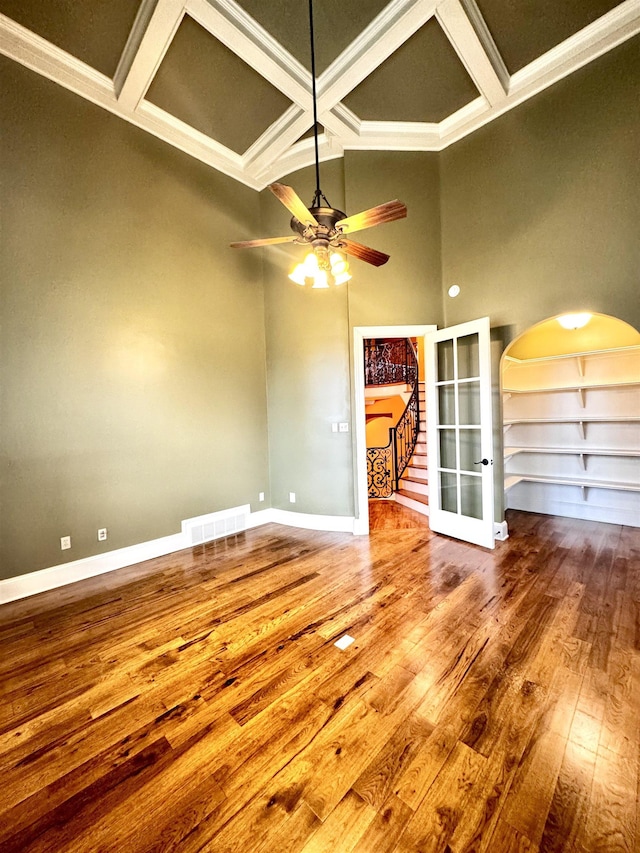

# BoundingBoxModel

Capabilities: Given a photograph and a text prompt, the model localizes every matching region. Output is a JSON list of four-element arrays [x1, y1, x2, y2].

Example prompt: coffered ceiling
[[1, 0, 638, 189]]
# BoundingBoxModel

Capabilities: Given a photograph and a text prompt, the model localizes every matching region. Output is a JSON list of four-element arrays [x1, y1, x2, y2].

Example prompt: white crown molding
[[136, 99, 258, 186], [253, 134, 344, 188], [316, 0, 439, 113], [323, 103, 362, 143], [242, 105, 310, 177], [437, 95, 488, 144], [186, 0, 310, 107], [115, 0, 184, 110], [439, 0, 640, 149], [509, 0, 640, 99], [436, 0, 507, 105], [456, 0, 510, 92], [347, 119, 442, 151], [0, 14, 116, 108], [2, 1, 639, 191], [0, 13, 261, 188]]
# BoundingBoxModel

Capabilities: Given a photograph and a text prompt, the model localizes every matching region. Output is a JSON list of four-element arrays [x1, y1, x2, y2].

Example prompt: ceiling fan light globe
[[330, 253, 348, 276], [303, 252, 318, 273], [334, 271, 351, 285], [312, 270, 329, 289], [289, 264, 308, 285]]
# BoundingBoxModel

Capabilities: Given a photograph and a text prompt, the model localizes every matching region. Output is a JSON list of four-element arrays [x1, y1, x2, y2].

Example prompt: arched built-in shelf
[[502, 322, 640, 527]]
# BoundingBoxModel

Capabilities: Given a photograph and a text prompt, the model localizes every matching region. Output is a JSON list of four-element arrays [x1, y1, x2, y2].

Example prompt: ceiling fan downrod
[[308, 0, 330, 210]]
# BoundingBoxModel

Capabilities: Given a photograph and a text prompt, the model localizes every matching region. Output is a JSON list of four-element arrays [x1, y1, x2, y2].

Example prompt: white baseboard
[[0, 532, 186, 605], [267, 509, 355, 533], [245, 508, 277, 528], [494, 520, 509, 541], [0, 507, 356, 604]]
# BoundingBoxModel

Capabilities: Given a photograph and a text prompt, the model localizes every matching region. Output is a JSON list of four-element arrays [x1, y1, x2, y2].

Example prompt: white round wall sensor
[[448, 285, 460, 297]]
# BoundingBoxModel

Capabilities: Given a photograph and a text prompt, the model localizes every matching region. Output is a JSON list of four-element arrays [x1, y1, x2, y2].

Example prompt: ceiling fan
[[230, 0, 407, 288]]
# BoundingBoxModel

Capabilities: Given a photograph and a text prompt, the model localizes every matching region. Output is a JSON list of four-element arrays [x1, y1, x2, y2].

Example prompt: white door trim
[[353, 324, 437, 535]]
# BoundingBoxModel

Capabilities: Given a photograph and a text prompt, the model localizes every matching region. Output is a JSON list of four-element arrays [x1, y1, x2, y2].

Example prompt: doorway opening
[[353, 325, 435, 535], [364, 336, 428, 511]]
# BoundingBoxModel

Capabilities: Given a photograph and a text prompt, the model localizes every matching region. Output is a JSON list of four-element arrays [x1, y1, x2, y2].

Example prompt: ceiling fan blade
[[336, 200, 407, 235], [339, 238, 390, 267], [269, 183, 319, 227], [230, 235, 299, 249]]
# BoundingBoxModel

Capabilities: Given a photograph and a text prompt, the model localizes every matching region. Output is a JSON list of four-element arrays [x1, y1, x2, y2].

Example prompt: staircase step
[[397, 488, 428, 505], [407, 464, 427, 477], [414, 443, 427, 454], [396, 489, 429, 516], [399, 476, 428, 496], [412, 454, 428, 466], [402, 475, 428, 486]]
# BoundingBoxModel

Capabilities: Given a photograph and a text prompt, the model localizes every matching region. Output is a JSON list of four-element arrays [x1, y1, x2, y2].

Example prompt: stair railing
[[366, 339, 420, 498]]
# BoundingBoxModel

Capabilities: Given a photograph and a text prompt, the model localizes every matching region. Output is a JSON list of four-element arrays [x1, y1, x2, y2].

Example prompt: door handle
[[474, 458, 490, 466]]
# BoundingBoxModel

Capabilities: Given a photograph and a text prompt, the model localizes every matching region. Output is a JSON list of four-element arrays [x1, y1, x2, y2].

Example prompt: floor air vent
[[182, 505, 250, 546]]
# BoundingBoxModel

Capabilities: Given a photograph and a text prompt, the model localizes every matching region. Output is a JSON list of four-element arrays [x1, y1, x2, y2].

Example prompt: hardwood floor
[[0, 509, 638, 852]]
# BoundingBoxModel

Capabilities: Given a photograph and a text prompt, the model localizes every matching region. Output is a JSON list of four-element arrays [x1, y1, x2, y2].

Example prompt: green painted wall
[[0, 59, 269, 580], [344, 151, 443, 329], [440, 37, 640, 338], [2, 32, 638, 582], [261, 152, 442, 517], [262, 160, 354, 515]]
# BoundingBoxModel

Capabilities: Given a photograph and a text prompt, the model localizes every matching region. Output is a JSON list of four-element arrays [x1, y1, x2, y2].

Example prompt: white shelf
[[503, 345, 640, 524], [504, 415, 640, 425], [503, 380, 640, 394], [504, 474, 640, 494], [504, 345, 640, 364], [505, 446, 640, 459]]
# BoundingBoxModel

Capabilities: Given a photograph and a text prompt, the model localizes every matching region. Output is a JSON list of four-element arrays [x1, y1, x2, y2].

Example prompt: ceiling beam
[[252, 134, 344, 188], [509, 0, 640, 100], [0, 13, 115, 110], [436, 0, 508, 105], [242, 105, 312, 177], [0, 13, 258, 187], [2, 0, 639, 191], [186, 0, 309, 107], [115, 0, 184, 111], [316, 0, 439, 113], [439, 0, 640, 148]]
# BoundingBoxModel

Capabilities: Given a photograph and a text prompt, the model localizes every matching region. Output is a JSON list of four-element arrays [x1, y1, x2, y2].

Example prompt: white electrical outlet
[[259, 492, 265, 502], [289, 492, 296, 503], [60, 536, 71, 550], [97, 528, 107, 542], [339, 422, 349, 432]]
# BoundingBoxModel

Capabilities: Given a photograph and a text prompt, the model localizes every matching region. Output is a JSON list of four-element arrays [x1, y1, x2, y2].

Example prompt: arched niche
[[500, 313, 640, 527]]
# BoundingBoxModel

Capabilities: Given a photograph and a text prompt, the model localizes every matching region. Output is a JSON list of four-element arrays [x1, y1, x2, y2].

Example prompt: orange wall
[[366, 394, 407, 447]]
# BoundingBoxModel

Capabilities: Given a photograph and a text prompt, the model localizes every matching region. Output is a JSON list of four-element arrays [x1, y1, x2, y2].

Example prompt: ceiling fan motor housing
[[291, 207, 347, 270], [290, 207, 347, 236], [290, 207, 348, 268]]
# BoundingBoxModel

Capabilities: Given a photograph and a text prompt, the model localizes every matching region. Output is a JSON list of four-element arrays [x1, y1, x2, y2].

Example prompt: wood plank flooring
[[0, 507, 638, 852]]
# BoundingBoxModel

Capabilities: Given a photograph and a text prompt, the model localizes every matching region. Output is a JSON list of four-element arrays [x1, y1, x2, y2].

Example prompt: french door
[[426, 317, 495, 549]]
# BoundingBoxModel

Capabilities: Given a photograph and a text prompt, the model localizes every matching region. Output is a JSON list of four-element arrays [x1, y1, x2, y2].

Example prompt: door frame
[[353, 324, 436, 535]]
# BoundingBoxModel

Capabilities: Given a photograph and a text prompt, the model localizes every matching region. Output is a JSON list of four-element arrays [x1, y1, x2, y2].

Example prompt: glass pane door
[[426, 318, 495, 548]]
